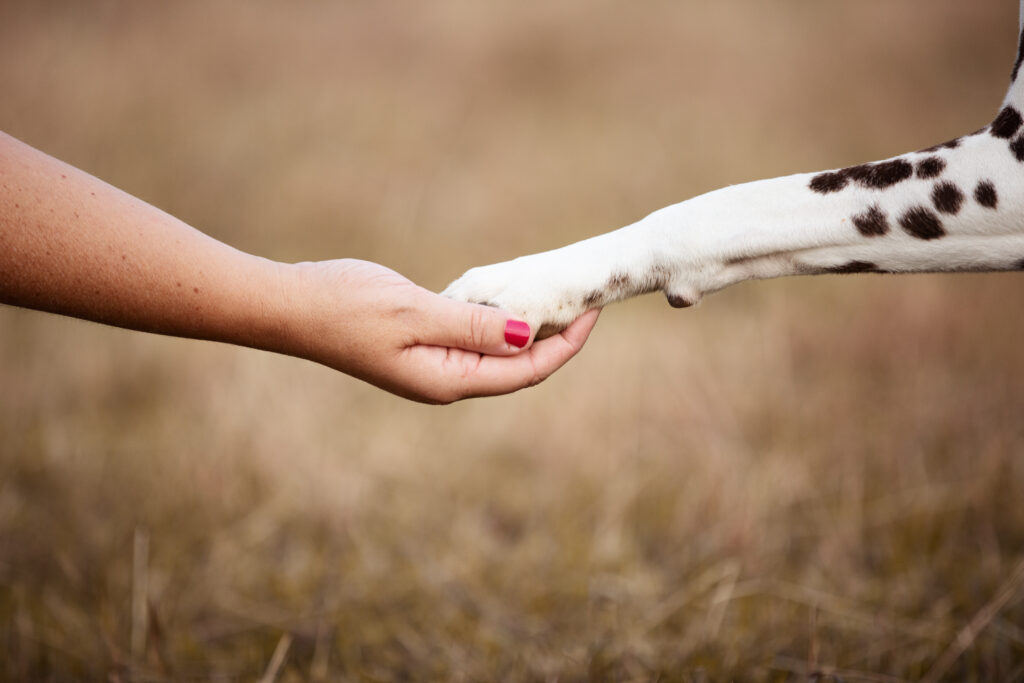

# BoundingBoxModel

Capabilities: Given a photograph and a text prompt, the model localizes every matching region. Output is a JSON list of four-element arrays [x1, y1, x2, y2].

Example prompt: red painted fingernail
[[504, 319, 530, 348]]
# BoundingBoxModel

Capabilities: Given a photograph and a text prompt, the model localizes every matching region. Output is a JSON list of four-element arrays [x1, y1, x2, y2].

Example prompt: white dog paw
[[442, 253, 598, 338]]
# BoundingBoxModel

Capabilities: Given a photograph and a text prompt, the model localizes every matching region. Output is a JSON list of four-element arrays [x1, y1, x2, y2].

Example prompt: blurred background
[[2, 1, 1023, 680]]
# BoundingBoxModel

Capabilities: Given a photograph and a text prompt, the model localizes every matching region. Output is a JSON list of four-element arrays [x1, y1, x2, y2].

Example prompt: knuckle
[[463, 307, 492, 349], [526, 357, 550, 389]]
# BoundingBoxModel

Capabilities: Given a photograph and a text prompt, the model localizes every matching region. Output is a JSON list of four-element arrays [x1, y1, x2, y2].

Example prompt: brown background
[[1, 1, 1022, 680]]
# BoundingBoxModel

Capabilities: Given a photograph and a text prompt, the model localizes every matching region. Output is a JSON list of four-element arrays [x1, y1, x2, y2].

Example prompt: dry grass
[[2, 1, 1024, 680]]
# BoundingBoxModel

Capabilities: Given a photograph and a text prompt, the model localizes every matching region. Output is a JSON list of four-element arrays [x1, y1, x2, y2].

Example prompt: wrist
[[259, 259, 362, 371], [251, 259, 318, 361]]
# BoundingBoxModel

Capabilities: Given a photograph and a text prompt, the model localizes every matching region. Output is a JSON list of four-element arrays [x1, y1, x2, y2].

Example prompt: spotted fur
[[852, 205, 889, 237], [915, 157, 946, 179], [921, 137, 962, 153], [975, 180, 999, 208], [899, 206, 946, 240], [1013, 25, 1024, 81], [443, 3, 1024, 336], [931, 182, 965, 215], [827, 261, 881, 274], [991, 106, 1022, 138], [1010, 136, 1024, 161]]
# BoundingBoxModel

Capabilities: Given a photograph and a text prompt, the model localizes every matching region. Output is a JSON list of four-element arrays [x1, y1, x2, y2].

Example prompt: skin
[[0, 131, 600, 404]]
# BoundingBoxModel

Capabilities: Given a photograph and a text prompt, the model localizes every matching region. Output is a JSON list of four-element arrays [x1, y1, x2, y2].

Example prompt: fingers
[[416, 293, 534, 356], [455, 308, 601, 398]]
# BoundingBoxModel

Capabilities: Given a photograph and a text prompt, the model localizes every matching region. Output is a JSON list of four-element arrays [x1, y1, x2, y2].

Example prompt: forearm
[[0, 131, 295, 354]]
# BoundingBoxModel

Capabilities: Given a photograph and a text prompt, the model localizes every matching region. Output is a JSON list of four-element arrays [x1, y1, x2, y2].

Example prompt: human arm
[[0, 131, 599, 403]]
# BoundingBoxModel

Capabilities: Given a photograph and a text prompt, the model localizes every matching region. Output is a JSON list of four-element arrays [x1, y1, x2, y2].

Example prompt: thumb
[[421, 295, 533, 356]]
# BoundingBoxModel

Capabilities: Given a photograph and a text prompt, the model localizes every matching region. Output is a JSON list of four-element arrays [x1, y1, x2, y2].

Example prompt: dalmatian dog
[[444, 4, 1024, 339]]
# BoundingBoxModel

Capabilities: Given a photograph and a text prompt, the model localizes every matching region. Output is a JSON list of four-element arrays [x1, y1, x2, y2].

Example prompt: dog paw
[[442, 252, 600, 338]]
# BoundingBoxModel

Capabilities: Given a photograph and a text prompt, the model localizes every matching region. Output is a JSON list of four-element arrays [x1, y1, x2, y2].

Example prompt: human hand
[[283, 259, 600, 404]]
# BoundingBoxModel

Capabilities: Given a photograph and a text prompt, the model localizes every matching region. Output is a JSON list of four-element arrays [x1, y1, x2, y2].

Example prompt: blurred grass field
[[2, 1, 1024, 680]]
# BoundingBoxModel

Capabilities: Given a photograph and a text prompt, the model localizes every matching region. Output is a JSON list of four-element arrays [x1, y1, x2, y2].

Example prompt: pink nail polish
[[504, 320, 530, 348]]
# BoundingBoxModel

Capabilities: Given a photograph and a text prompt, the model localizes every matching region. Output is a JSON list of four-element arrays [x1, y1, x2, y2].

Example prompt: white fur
[[444, 4, 1024, 336]]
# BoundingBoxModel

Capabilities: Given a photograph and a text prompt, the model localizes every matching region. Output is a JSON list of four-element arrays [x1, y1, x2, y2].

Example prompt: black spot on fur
[[583, 290, 602, 307], [809, 171, 849, 194], [666, 294, 693, 309], [1013, 25, 1024, 81], [1011, 135, 1024, 162], [991, 106, 1023, 139], [827, 261, 880, 274], [931, 181, 965, 215], [811, 160, 913, 194], [899, 206, 945, 240], [1017, 258, 1024, 270], [843, 164, 872, 187], [975, 180, 998, 209], [922, 138, 962, 153], [846, 159, 914, 189], [915, 156, 945, 179], [852, 205, 889, 237]]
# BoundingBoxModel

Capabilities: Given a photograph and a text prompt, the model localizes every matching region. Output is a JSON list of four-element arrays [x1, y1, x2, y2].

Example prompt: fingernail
[[504, 319, 530, 348]]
